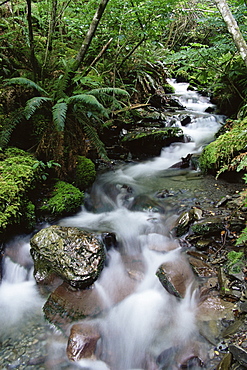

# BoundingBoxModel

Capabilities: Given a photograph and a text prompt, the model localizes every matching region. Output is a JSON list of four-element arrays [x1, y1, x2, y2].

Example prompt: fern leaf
[[53, 70, 71, 101], [52, 102, 68, 132], [4, 77, 48, 95], [78, 117, 109, 161], [24, 97, 52, 120], [68, 94, 108, 116], [0, 109, 24, 148], [88, 88, 129, 98]]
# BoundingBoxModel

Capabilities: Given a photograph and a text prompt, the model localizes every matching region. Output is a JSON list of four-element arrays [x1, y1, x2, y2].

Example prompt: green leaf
[[52, 102, 68, 131]]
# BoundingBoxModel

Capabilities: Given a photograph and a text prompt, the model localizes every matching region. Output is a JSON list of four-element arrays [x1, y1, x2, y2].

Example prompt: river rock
[[190, 216, 225, 236], [174, 207, 203, 236], [43, 282, 107, 328], [30, 225, 106, 289], [189, 256, 217, 277], [156, 255, 195, 298], [67, 323, 100, 361]]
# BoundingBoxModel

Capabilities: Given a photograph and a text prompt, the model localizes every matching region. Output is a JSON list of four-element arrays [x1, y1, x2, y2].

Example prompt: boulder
[[30, 225, 106, 289]]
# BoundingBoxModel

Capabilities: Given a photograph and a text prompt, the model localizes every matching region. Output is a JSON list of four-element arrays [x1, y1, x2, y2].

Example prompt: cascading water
[[0, 81, 227, 369]]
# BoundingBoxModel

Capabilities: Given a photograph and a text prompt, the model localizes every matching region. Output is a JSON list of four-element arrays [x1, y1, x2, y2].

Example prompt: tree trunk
[[214, 0, 247, 68], [42, 0, 58, 77], [26, 0, 40, 80], [72, 0, 110, 71]]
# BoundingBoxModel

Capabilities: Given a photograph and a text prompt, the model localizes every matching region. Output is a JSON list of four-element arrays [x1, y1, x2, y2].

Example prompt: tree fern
[[52, 102, 68, 131], [4, 77, 48, 95], [24, 97, 52, 119], [78, 117, 109, 161]]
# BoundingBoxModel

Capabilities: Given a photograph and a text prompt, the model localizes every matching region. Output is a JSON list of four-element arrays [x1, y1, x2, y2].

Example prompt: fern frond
[[68, 94, 108, 116], [52, 102, 68, 132], [24, 97, 52, 120], [0, 109, 24, 148], [4, 77, 48, 95], [88, 88, 129, 98], [78, 117, 109, 161], [53, 70, 71, 101]]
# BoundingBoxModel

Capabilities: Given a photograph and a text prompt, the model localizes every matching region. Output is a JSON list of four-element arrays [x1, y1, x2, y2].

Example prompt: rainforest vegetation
[[0, 0, 247, 238]]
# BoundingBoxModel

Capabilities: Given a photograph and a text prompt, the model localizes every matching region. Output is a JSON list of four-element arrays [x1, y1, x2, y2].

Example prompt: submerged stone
[[30, 225, 106, 289]]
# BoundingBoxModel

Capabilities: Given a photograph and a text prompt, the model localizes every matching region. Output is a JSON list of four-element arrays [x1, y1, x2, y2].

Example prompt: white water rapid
[[0, 81, 225, 369]]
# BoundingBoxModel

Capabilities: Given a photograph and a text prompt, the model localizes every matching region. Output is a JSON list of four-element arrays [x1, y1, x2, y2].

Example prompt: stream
[[0, 81, 243, 369]]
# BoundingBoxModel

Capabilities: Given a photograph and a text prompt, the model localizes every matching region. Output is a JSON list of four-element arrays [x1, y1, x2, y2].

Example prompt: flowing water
[[0, 81, 234, 369]]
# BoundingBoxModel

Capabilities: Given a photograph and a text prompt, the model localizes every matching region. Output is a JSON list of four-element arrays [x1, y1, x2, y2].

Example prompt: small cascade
[[0, 80, 227, 369]]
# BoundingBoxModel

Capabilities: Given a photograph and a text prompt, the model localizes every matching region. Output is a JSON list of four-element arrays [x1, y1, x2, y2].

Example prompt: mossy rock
[[40, 180, 84, 217], [0, 148, 37, 236], [199, 118, 247, 175], [74, 156, 96, 190], [121, 127, 184, 157]]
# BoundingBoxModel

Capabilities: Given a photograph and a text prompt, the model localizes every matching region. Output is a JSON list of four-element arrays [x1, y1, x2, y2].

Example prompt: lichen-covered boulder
[[30, 225, 106, 289]]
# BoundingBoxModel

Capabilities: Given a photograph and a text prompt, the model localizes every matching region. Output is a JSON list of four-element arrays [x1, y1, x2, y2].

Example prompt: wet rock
[[67, 323, 100, 361], [43, 282, 107, 329], [121, 127, 184, 158], [155, 189, 176, 198], [229, 344, 247, 367], [170, 153, 193, 169], [195, 238, 211, 251], [174, 207, 202, 236], [156, 255, 195, 298], [157, 342, 206, 369], [101, 232, 118, 250], [179, 355, 204, 368], [190, 216, 225, 236], [189, 256, 217, 277], [129, 194, 165, 213], [197, 295, 235, 322], [30, 225, 106, 289], [216, 352, 232, 370], [181, 115, 192, 126]]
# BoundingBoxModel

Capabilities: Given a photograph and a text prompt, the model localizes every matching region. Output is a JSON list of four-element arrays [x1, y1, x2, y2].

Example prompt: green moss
[[164, 84, 175, 94], [74, 156, 96, 190], [199, 118, 247, 174], [0, 148, 37, 234], [40, 181, 84, 216]]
